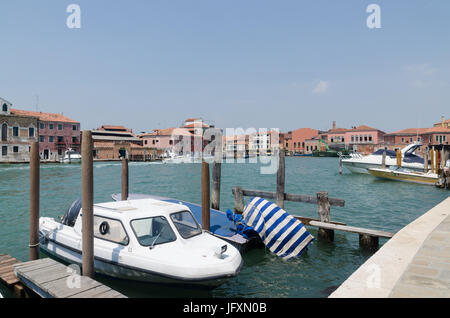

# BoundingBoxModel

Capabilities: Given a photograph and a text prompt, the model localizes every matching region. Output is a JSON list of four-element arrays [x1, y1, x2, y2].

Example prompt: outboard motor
[[61, 199, 82, 227]]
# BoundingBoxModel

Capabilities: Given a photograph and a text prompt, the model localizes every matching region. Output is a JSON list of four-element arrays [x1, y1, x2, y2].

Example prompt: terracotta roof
[[183, 123, 210, 128], [385, 128, 430, 136], [184, 118, 201, 122], [10, 108, 78, 123], [140, 128, 193, 137], [328, 125, 383, 133], [100, 125, 130, 131], [422, 127, 450, 134]]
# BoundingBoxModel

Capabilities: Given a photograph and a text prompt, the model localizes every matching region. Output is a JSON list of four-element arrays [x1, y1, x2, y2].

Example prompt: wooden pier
[[231, 151, 396, 249], [0, 255, 126, 298]]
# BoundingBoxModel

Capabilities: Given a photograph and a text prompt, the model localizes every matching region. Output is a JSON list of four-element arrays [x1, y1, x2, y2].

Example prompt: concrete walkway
[[330, 197, 450, 298]]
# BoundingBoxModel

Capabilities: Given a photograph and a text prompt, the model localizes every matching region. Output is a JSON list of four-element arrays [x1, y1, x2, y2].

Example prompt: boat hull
[[368, 168, 439, 185], [39, 236, 240, 288]]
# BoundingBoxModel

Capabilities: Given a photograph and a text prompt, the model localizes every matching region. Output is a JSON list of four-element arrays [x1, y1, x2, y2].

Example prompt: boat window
[[93, 216, 129, 245], [170, 211, 202, 239], [131, 216, 177, 247]]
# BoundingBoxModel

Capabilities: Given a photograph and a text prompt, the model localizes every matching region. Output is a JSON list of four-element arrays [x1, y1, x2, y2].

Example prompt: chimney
[[442, 116, 445, 128], [332, 121, 336, 130]]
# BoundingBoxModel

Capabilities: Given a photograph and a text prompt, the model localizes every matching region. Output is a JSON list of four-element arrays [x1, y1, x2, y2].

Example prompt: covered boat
[[39, 198, 243, 288], [368, 167, 439, 185]]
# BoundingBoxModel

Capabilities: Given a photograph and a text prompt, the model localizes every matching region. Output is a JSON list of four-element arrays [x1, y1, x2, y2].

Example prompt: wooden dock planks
[[13, 258, 126, 298], [0, 254, 21, 286]]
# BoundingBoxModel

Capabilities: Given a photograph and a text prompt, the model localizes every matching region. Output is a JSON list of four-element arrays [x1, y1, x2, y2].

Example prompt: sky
[[0, 0, 449, 134]]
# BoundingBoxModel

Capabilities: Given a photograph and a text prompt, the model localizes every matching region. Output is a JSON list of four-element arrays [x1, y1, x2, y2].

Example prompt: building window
[[29, 127, 35, 137], [57, 136, 64, 143], [72, 125, 77, 131], [58, 124, 63, 130], [2, 104, 7, 112], [49, 136, 54, 142], [2, 146, 7, 156], [351, 135, 354, 142], [152, 140, 155, 145], [40, 123, 45, 129], [49, 124, 54, 130], [13, 146, 19, 153], [1, 123, 7, 141], [72, 137, 77, 143], [436, 136, 439, 142], [364, 136, 368, 142], [13, 127, 19, 137], [39, 136, 45, 142], [169, 140, 173, 145], [401, 138, 404, 143]]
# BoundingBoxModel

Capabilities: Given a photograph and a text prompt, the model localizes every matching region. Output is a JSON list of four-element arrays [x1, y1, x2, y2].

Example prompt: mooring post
[[201, 161, 211, 231], [339, 155, 343, 174], [29, 141, 40, 261], [431, 147, 435, 173], [435, 148, 439, 174], [441, 147, 445, 174], [81, 130, 94, 278], [381, 147, 387, 169], [121, 157, 129, 201], [276, 150, 285, 209], [211, 161, 221, 210], [396, 149, 402, 167], [317, 192, 334, 241], [233, 186, 245, 214], [424, 147, 428, 172]]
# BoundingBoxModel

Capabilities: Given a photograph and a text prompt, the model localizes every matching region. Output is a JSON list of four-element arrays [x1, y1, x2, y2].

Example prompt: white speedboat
[[39, 198, 243, 288], [342, 143, 424, 174], [60, 149, 82, 164]]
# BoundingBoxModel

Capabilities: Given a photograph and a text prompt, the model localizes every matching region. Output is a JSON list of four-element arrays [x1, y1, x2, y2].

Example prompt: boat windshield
[[130, 216, 177, 247], [170, 211, 202, 239]]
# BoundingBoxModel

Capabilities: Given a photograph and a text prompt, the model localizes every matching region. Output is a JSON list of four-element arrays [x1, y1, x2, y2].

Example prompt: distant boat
[[342, 143, 424, 174], [368, 167, 439, 185], [60, 149, 81, 164], [293, 153, 313, 157]]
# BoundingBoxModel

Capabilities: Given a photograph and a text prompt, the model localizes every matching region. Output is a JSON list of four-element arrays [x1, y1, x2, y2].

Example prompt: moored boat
[[39, 198, 243, 288], [60, 149, 82, 164], [342, 143, 424, 174], [368, 167, 439, 185]]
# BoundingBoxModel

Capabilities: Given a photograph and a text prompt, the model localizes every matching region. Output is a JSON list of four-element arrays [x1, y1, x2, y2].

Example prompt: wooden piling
[[381, 148, 387, 169], [234, 186, 245, 214], [81, 130, 94, 278], [201, 162, 210, 231], [424, 147, 428, 172], [339, 155, 343, 174], [431, 147, 435, 173], [121, 158, 129, 201], [211, 162, 221, 210], [276, 150, 285, 209], [396, 149, 401, 167], [435, 148, 439, 174], [29, 142, 40, 261], [317, 192, 334, 241]]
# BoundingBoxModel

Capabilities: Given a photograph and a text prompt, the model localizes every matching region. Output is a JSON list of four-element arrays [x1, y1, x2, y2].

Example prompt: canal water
[[0, 158, 448, 298]]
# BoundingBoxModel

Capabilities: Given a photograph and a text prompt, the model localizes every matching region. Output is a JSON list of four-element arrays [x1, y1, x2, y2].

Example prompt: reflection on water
[[0, 158, 448, 297]]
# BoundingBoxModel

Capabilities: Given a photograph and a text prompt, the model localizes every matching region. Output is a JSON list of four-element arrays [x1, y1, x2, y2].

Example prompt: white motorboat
[[60, 149, 82, 164], [341, 143, 425, 174], [39, 198, 243, 288]]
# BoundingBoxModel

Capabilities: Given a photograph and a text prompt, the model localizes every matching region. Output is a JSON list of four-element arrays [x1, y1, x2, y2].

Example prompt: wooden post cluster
[[276, 150, 286, 209], [121, 158, 129, 201], [201, 162, 211, 231], [29, 142, 40, 261], [81, 130, 94, 278], [211, 162, 221, 211]]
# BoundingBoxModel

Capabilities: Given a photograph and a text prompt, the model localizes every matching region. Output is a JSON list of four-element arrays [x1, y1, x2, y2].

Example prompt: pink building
[[11, 109, 80, 161], [139, 128, 193, 153]]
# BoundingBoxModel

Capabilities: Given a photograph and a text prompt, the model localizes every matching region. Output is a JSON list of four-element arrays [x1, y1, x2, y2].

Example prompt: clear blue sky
[[1, 0, 449, 133]]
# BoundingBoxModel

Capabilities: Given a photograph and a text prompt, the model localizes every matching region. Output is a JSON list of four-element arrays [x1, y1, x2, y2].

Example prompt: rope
[[28, 242, 40, 248]]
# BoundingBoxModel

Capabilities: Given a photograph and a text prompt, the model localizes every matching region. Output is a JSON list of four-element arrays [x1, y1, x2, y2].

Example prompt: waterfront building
[[433, 116, 450, 129], [138, 128, 193, 154], [223, 134, 250, 158], [248, 130, 280, 156], [287, 128, 319, 155], [10, 108, 80, 161], [0, 97, 38, 163], [92, 126, 157, 161]]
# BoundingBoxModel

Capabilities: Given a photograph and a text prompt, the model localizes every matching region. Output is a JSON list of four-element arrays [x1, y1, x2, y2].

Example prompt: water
[[0, 158, 448, 298]]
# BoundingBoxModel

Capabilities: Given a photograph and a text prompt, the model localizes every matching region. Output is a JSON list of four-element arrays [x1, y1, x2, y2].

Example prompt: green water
[[0, 158, 448, 298]]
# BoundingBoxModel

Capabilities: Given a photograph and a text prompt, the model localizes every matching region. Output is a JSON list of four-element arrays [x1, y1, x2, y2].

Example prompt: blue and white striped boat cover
[[243, 197, 314, 259]]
